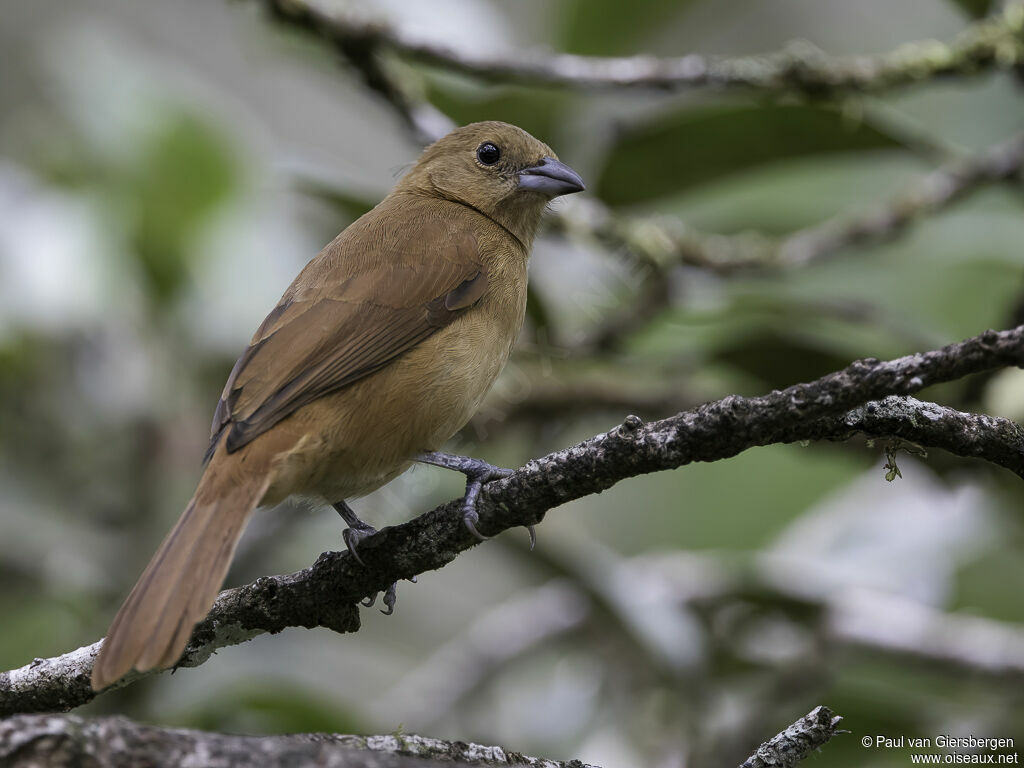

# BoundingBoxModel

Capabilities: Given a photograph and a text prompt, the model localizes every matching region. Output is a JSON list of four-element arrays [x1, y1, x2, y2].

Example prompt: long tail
[[90, 445, 273, 690]]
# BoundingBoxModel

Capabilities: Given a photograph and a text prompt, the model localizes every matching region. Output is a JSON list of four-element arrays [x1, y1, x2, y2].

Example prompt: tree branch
[[806, 394, 1024, 474], [0, 714, 596, 768], [1, 326, 1021, 715], [740, 706, 843, 768], [263, 0, 1024, 96]]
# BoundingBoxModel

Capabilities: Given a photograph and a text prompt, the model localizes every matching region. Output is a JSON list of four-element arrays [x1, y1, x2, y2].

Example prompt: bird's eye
[[476, 142, 501, 165]]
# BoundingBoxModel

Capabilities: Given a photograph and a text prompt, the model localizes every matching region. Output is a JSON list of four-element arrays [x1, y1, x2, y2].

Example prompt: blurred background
[[2, 0, 1024, 766]]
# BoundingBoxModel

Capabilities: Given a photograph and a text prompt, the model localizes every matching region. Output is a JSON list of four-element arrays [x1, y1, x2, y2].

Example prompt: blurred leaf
[[654, 152, 925, 235], [556, 441, 863, 554], [597, 104, 906, 206], [559, 0, 697, 55], [0, 594, 85, 667], [128, 110, 239, 302], [525, 285, 554, 340], [953, 544, 1024, 623], [295, 179, 375, 221], [712, 331, 854, 391], [426, 79, 567, 146], [178, 683, 365, 734], [948, 0, 992, 18]]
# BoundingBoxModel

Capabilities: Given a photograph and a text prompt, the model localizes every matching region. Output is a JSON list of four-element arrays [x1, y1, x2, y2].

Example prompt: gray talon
[[463, 511, 489, 542], [334, 500, 377, 567], [342, 527, 370, 567], [416, 451, 516, 542], [381, 583, 399, 615], [333, 500, 401, 613]]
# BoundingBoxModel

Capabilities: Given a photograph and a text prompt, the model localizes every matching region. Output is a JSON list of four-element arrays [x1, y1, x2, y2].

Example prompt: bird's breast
[[266, 264, 527, 503]]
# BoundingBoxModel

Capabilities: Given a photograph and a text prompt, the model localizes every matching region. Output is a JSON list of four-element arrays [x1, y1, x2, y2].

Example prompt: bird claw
[[333, 501, 402, 615], [463, 508, 490, 542], [361, 581, 403, 614], [342, 525, 374, 567], [415, 451, 532, 544], [457, 462, 512, 542], [334, 501, 379, 567], [381, 582, 398, 615]]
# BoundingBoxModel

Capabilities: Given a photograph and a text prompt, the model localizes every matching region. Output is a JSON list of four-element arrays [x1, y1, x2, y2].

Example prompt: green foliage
[[128, 111, 239, 303], [175, 683, 366, 735], [597, 103, 907, 206], [426, 80, 569, 149], [558, 0, 698, 55], [949, 0, 993, 18]]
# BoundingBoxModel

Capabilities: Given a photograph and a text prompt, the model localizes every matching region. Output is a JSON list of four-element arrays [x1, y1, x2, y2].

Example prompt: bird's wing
[[207, 214, 487, 457]]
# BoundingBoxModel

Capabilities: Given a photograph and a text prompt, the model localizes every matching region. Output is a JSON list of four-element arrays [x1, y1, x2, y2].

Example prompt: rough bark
[[0, 714, 594, 768], [740, 706, 843, 768]]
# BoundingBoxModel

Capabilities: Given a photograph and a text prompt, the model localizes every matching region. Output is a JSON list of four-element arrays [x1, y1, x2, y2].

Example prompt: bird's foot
[[361, 582, 399, 615], [333, 500, 403, 614], [415, 451, 533, 546], [333, 500, 377, 567]]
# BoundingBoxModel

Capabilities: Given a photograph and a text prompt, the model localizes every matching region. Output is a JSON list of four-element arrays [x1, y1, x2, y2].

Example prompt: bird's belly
[[263, 307, 519, 505]]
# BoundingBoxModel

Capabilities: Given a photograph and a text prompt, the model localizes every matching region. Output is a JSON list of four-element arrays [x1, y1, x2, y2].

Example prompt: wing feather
[[207, 208, 487, 458]]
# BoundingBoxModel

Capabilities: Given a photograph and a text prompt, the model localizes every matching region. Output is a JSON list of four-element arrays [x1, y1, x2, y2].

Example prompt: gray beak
[[518, 157, 586, 197]]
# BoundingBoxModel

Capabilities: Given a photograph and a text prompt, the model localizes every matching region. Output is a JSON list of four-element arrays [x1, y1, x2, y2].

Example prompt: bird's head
[[399, 121, 585, 247]]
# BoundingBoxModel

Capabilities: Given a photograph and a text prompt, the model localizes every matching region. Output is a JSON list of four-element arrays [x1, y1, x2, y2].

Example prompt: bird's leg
[[332, 500, 376, 567], [332, 500, 400, 614], [414, 451, 531, 545]]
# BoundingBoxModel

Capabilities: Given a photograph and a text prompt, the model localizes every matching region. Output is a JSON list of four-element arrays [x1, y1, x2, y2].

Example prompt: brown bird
[[90, 121, 585, 691]]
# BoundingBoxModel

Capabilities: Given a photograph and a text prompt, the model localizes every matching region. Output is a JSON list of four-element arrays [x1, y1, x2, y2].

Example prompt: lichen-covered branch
[[740, 706, 843, 768], [0, 714, 595, 768], [1, 326, 1021, 715], [805, 395, 1024, 474], [263, 0, 1024, 96]]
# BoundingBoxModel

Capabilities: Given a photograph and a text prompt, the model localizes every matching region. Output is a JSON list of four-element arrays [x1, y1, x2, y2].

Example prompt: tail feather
[[91, 450, 271, 690]]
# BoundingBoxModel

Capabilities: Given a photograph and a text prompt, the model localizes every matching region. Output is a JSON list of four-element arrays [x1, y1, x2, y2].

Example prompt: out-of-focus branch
[[371, 580, 591, 724], [263, 0, 1024, 96], [2, 326, 1021, 714], [375, 562, 1024, 727], [0, 714, 595, 768], [740, 706, 843, 768], [552, 132, 1023, 350], [259, 0, 1024, 287], [285, 3, 452, 145], [553, 131, 1024, 275], [827, 589, 1024, 680]]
